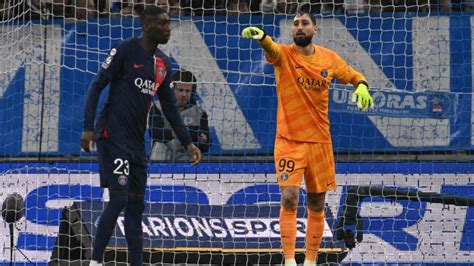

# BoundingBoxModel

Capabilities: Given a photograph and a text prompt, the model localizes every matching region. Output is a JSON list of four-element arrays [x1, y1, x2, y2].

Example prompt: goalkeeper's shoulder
[[316, 45, 342, 60]]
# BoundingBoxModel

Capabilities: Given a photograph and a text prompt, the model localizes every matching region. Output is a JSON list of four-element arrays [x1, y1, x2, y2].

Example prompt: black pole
[[38, 17, 49, 161], [10, 223, 14, 266]]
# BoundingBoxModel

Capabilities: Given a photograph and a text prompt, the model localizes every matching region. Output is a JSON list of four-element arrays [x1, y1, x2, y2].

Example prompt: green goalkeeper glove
[[351, 81, 374, 111], [241, 26, 266, 40]]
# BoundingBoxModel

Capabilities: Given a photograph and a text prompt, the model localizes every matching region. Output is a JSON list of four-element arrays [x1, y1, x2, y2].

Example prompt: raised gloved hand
[[352, 81, 374, 111], [241, 26, 266, 40]]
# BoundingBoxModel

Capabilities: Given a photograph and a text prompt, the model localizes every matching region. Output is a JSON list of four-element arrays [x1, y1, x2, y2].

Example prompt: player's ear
[[142, 21, 150, 32]]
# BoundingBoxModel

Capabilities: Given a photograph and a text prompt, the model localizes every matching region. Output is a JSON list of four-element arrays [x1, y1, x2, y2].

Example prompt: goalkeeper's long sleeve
[[331, 51, 367, 88], [258, 36, 281, 63]]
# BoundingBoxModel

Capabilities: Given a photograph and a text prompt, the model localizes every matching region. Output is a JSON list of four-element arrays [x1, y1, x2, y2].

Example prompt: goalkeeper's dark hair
[[296, 3, 317, 25], [139, 6, 167, 24], [172, 70, 198, 105]]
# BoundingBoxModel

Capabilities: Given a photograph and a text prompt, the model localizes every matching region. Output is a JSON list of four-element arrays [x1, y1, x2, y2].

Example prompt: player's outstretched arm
[[241, 26, 280, 62], [351, 81, 374, 112]]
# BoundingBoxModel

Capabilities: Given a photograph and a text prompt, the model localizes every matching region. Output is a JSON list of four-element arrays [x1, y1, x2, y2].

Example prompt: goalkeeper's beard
[[293, 35, 313, 47]]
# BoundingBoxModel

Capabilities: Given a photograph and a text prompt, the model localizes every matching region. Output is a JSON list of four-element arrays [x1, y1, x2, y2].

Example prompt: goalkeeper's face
[[292, 14, 317, 47]]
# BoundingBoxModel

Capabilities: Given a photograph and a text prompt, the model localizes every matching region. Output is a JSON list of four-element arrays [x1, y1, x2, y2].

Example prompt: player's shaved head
[[139, 6, 171, 45], [140, 6, 167, 25]]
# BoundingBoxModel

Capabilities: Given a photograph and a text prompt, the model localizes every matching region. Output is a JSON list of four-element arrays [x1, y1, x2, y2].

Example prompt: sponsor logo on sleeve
[[101, 48, 117, 69]]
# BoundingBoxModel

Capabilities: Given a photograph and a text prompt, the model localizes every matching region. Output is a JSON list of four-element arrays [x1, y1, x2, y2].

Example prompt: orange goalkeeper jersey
[[260, 37, 366, 143]]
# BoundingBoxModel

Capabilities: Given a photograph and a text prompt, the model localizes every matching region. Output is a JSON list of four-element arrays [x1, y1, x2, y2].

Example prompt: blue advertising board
[[1, 162, 474, 264], [76, 202, 342, 250]]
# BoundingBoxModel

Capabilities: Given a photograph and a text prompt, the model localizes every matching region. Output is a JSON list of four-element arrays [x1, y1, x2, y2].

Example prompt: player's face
[[145, 13, 171, 44], [292, 14, 317, 47], [174, 82, 193, 107]]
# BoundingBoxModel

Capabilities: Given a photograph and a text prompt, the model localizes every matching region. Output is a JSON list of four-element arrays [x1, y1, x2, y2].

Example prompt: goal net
[[1, 0, 473, 265]]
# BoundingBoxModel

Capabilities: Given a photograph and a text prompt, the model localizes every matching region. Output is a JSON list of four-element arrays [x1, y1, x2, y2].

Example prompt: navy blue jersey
[[83, 38, 191, 151]]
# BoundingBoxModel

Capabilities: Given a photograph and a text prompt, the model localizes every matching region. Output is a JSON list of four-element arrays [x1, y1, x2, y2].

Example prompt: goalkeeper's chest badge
[[321, 69, 328, 78], [281, 172, 289, 181]]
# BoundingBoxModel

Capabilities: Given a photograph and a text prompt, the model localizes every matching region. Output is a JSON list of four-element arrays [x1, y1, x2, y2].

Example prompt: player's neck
[[294, 44, 314, 56], [139, 36, 158, 54]]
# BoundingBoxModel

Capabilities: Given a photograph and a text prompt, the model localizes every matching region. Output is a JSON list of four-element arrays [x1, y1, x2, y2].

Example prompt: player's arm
[[241, 26, 281, 63], [148, 103, 174, 143], [157, 71, 201, 164], [81, 73, 109, 152], [197, 111, 211, 153], [332, 52, 373, 111], [81, 44, 125, 152]]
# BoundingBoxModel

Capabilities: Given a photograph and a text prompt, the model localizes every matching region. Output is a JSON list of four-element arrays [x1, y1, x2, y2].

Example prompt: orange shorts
[[274, 137, 336, 193]]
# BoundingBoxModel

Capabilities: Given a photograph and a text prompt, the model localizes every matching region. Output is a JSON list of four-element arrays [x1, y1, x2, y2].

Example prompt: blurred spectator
[[180, 0, 225, 16], [275, 0, 298, 13], [226, 0, 250, 15], [405, 0, 430, 12], [110, 1, 171, 16], [437, 0, 450, 11], [262, 0, 344, 14], [448, 0, 474, 11], [364, 0, 429, 13], [0, 0, 19, 20], [115, 1, 134, 15], [28, 0, 101, 19], [343, 0, 365, 12], [260, 0, 275, 12], [149, 70, 211, 161], [168, 0, 181, 15]]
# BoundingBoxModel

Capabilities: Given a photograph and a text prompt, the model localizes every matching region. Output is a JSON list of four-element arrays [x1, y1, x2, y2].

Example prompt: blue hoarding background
[[1, 162, 473, 264]]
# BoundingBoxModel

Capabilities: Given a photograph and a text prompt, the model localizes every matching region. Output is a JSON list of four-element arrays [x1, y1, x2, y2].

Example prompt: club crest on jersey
[[321, 69, 328, 78], [154, 57, 167, 85], [157, 67, 165, 78], [118, 175, 128, 186], [135, 78, 160, 96], [281, 172, 289, 181]]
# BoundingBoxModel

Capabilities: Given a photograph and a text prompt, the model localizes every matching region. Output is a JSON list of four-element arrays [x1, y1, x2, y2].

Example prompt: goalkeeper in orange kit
[[242, 5, 373, 266]]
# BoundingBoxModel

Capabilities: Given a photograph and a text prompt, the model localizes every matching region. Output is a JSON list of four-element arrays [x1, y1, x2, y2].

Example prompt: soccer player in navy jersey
[[80, 6, 201, 266]]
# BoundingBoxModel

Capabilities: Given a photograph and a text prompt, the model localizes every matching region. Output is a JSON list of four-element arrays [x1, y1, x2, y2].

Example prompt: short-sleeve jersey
[[266, 43, 363, 143]]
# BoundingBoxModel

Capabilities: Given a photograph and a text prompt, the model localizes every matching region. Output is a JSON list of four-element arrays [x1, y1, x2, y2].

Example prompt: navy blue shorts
[[96, 137, 147, 195]]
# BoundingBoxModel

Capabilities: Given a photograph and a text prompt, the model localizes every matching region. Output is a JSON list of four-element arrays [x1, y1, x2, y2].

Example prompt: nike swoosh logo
[[133, 64, 144, 68], [295, 65, 302, 69], [327, 182, 335, 186]]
